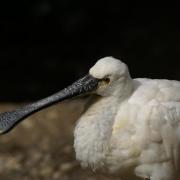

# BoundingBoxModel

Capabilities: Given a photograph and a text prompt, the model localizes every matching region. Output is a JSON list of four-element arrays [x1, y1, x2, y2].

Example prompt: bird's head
[[0, 57, 132, 134], [89, 56, 131, 96]]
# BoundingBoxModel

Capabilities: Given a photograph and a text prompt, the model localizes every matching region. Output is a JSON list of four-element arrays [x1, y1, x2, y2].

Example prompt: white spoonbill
[[0, 57, 180, 180]]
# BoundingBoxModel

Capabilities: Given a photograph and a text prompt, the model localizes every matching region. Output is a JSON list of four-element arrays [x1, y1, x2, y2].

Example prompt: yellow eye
[[103, 78, 110, 84]]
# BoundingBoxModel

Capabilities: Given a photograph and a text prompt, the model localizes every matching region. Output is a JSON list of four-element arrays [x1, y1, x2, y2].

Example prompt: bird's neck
[[115, 75, 133, 101], [74, 96, 120, 170]]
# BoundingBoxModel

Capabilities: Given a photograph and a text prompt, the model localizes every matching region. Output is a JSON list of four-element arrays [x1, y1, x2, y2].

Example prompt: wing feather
[[149, 101, 180, 169]]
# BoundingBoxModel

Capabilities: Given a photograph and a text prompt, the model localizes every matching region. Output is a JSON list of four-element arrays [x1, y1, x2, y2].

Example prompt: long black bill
[[0, 74, 99, 134]]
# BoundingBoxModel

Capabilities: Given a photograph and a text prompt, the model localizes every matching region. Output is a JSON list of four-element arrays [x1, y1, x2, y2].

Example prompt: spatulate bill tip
[[0, 111, 21, 135], [0, 127, 9, 134]]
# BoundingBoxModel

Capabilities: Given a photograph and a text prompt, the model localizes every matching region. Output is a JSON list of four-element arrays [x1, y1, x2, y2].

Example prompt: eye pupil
[[104, 78, 110, 84]]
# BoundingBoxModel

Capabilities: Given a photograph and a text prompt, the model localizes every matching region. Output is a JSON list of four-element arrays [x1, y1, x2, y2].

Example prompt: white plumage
[[74, 57, 180, 180]]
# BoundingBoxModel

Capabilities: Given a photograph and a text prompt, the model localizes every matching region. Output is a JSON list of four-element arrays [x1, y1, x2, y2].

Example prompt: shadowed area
[[0, 7, 180, 101]]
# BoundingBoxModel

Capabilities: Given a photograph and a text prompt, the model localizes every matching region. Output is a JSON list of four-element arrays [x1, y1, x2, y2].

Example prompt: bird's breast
[[106, 102, 142, 173], [74, 96, 119, 170]]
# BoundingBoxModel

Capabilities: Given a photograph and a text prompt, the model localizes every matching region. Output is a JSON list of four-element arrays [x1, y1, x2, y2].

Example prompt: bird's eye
[[103, 78, 110, 84]]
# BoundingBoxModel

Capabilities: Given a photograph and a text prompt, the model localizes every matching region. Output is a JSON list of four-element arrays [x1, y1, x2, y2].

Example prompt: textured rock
[[0, 100, 113, 180]]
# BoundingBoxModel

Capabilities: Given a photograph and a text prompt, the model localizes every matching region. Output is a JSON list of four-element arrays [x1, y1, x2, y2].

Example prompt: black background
[[0, 5, 180, 101]]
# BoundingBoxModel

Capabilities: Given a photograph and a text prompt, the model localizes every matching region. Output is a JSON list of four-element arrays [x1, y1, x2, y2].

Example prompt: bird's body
[[74, 59, 180, 180]]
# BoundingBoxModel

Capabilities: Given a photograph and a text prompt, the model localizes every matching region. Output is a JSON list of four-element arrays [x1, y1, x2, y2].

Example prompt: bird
[[1, 56, 180, 180]]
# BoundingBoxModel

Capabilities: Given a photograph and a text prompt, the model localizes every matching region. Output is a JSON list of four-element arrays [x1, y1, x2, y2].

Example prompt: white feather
[[74, 57, 180, 180]]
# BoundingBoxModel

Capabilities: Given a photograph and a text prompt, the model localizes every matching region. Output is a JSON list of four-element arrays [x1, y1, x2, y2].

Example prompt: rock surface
[[0, 100, 114, 180]]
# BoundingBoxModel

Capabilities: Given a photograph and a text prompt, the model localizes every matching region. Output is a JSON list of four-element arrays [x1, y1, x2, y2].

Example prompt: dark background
[[0, 5, 180, 101]]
